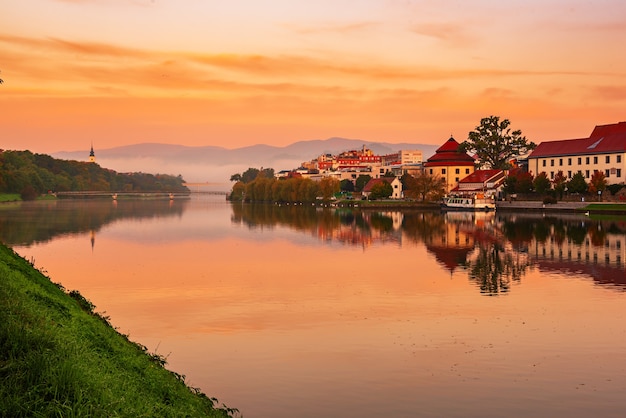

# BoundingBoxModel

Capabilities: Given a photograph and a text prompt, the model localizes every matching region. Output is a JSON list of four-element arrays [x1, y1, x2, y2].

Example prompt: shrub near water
[[0, 244, 236, 417]]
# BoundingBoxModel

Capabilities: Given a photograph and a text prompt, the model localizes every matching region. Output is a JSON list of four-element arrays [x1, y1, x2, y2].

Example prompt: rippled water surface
[[3, 196, 626, 418]]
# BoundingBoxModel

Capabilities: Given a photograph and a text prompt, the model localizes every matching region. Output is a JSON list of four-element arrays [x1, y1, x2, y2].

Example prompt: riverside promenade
[[496, 200, 626, 214]]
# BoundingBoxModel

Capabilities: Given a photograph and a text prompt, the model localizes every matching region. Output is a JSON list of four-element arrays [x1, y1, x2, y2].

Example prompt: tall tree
[[355, 174, 372, 192], [553, 171, 567, 200], [402, 172, 445, 202], [369, 181, 393, 200], [339, 179, 354, 192], [588, 170, 608, 196], [533, 172, 551, 194], [504, 170, 533, 194], [567, 172, 588, 194], [319, 177, 340, 201], [460, 116, 536, 169]]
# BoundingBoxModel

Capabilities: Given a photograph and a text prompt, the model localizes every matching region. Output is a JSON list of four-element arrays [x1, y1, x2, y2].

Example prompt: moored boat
[[442, 193, 495, 211]]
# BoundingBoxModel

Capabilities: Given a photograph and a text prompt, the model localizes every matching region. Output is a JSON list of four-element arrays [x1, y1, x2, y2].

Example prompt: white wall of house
[[529, 152, 625, 184]]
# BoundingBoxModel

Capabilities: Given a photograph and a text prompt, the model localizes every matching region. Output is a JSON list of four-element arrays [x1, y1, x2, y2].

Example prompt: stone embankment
[[497, 200, 626, 215], [496, 201, 588, 212]]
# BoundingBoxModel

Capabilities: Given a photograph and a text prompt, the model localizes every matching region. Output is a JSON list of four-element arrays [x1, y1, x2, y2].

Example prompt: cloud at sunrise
[[1, 0, 625, 153]]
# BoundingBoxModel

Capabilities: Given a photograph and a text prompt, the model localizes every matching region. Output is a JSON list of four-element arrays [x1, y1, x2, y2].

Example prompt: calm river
[[2, 195, 626, 418]]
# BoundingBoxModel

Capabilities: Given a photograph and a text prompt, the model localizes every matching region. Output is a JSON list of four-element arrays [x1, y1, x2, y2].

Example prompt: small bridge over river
[[56, 185, 228, 200]]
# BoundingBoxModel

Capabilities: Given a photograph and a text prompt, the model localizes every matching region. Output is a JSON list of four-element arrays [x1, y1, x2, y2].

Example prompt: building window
[[550, 159, 554, 166], [618, 155, 622, 163], [618, 169, 622, 177], [429, 169, 433, 175], [542, 160, 546, 167], [550, 171, 554, 179], [567, 170, 572, 178], [594, 156, 598, 164], [455, 168, 460, 174], [606, 156, 611, 164], [455, 177, 459, 182], [585, 170, 590, 178], [442, 168, 446, 174], [559, 158, 563, 166], [578, 157, 582, 165], [466, 168, 470, 174], [586, 157, 590, 164], [568, 158, 572, 166], [605, 169, 610, 177]]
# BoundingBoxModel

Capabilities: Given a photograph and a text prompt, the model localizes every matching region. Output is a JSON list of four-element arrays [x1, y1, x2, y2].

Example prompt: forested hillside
[[0, 150, 188, 199]]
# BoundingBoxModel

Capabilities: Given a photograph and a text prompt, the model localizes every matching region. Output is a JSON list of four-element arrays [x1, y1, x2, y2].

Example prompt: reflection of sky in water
[[7, 197, 626, 418], [102, 201, 324, 247]]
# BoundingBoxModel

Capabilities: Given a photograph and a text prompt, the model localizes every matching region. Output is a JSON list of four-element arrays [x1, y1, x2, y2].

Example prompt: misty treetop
[[0, 150, 189, 200]]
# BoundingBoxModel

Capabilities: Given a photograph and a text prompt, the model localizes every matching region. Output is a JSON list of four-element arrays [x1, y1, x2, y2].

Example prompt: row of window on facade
[[547, 168, 622, 179], [429, 168, 471, 175], [542, 154, 623, 167]]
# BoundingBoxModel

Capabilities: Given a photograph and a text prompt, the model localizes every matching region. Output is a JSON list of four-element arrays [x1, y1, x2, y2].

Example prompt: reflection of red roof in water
[[426, 245, 473, 273], [536, 260, 626, 288]]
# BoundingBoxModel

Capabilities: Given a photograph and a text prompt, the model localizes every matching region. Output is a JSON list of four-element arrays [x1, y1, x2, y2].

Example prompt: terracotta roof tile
[[529, 122, 626, 158], [459, 169, 503, 184], [362, 177, 393, 192], [424, 136, 475, 167]]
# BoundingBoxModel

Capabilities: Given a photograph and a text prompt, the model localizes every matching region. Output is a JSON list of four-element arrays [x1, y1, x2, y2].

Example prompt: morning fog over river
[[2, 195, 626, 418]]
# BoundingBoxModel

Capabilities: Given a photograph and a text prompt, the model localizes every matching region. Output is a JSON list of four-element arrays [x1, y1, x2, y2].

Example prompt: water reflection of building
[[321, 210, 404, 248], [529, 225, 625, 287], [424, 212, 477, 274]]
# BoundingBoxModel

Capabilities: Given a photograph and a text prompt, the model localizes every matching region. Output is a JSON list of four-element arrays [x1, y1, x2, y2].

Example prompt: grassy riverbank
[[0, 244, 236, 417]]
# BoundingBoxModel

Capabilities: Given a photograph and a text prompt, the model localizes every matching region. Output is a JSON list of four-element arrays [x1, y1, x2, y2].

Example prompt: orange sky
[[1, 0, 625, 153]]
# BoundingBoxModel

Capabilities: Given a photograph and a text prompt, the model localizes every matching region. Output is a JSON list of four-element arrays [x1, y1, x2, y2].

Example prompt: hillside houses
[[282, 145, 423, 185]]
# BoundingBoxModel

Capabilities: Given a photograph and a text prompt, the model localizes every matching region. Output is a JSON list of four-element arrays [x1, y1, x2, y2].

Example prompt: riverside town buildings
[[275, 121, 625, 199], [528, 122, 626, 184]]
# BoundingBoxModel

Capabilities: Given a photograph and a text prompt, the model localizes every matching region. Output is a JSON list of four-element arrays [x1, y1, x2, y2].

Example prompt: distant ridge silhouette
[[53, 137, 438, 188]]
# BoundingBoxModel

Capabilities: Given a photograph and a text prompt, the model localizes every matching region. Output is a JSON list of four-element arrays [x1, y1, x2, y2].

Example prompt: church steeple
[[89, 143, 96, 163]]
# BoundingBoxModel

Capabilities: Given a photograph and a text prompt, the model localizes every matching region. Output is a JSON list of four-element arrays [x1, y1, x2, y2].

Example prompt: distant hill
[[53, 138, 439, 191]]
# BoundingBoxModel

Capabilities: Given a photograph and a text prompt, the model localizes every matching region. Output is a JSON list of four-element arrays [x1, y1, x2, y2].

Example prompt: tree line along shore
[[0, 150, 189, 201], [0, 243, 237, 417]]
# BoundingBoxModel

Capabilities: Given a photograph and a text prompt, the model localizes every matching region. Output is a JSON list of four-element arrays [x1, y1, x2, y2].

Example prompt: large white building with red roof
[[528, 122, 626, 184]]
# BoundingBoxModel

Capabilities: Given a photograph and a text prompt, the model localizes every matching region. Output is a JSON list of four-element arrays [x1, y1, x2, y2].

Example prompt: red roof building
[[424, 136, 475, 192], [450, 169, 506, 196], [528, 122, 626, 184], [362, 177, 403, 199]]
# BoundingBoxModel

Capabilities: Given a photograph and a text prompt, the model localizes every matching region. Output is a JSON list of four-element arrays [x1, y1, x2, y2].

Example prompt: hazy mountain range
[[53, 137, 438, 191]]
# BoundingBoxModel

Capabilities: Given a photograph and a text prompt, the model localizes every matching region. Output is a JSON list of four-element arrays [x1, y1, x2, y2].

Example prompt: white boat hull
[[443, 196, 495, 211]]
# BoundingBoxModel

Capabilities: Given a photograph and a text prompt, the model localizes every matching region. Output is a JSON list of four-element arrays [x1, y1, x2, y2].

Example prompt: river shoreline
[[340, 199, 626, 215], [0, 243, 236, 417]]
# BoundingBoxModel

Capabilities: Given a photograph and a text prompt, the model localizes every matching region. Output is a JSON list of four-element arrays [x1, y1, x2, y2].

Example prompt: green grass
[[583, 203, 626, 212], [0, 244, 238, 417], [0, 194, 21, 202]]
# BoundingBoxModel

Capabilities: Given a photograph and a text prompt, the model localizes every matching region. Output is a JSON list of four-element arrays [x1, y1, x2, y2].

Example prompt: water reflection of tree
[[464, 243, 532, 295], [229, 205, 626, 292], [401, 212, 446, 245], [0, 199, 187, 246]]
